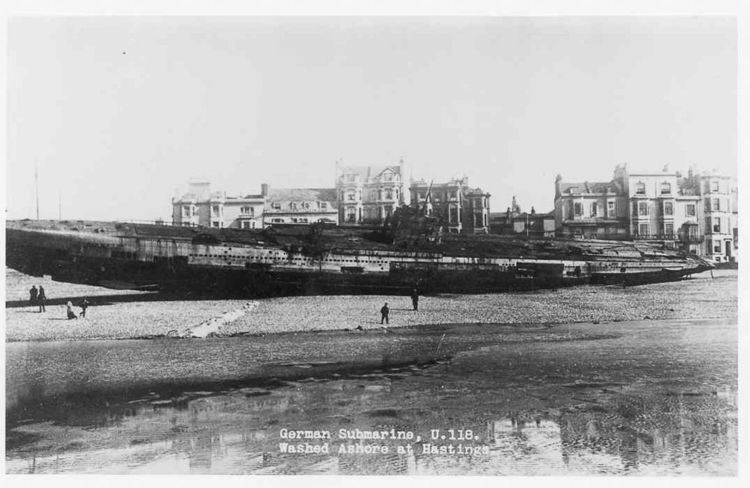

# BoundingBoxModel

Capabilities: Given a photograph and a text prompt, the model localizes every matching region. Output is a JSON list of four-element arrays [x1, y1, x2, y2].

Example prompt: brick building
[[409, 177, 491, 234]]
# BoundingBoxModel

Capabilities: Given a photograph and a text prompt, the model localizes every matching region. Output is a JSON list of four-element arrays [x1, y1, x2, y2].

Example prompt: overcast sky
[[6, 16, 737, 221]]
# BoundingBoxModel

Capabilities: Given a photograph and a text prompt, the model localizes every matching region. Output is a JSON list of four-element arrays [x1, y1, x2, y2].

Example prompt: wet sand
[[5, 267, 738, 474], [6, 317, 737, 475]]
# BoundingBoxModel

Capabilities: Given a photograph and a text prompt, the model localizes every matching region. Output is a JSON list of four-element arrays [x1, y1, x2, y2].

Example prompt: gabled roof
[[339, 165, 401, 181]]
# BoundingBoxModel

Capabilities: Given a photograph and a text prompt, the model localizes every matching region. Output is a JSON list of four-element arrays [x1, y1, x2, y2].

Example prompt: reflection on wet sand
[[7, 376, 737, 475], [6, 318, 737, 475]]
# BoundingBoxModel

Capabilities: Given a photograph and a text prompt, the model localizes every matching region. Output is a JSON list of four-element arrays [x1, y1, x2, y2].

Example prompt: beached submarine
[[5, 213, 713, 297]]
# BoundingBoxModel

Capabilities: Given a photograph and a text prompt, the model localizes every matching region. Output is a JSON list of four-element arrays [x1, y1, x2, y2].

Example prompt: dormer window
[[271, 203, 281, 210]]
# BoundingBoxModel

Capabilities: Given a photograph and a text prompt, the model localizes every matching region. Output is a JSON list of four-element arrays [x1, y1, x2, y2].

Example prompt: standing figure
[[380, 302, 390, 325], [37, 285, 46, 312], [29, 285, 38, 306], [411, 288, 419, 311], [80, 298, 90, 318], [66, 301, 78, 320]]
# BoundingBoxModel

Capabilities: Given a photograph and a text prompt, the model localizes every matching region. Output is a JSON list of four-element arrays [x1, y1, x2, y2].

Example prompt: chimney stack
[[261, 183, 269, 197]]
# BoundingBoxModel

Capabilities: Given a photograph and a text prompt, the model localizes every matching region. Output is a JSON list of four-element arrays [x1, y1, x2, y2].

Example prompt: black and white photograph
[[2, 0, 744, 480]]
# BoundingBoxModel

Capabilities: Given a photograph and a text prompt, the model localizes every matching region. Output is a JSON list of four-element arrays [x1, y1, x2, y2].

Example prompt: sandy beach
[[5, 267, 738, 342]]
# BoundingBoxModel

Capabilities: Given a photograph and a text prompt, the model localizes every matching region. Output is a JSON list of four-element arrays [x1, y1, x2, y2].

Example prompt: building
[[409, 177, 491, 234], [553, 165, 630, 240], [335, 160, 409, 225], [172, 181, 265, 229], [627, 169, 702, 254], [554, 164, 737, 260], [171, 182, 338, 228], [699, 172, 735, 262], [263, 187, 338, 225], [490, 197, 555, 238]]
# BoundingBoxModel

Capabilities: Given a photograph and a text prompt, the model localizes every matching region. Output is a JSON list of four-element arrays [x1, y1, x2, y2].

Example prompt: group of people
[[379, 287, 421, 325], [28, 285, 90, 319], [28, 285, 47, 312], [66, 299, 90, 320]]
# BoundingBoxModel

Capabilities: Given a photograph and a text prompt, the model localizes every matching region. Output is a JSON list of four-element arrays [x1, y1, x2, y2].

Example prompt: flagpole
[[35, 162, 39, 221]]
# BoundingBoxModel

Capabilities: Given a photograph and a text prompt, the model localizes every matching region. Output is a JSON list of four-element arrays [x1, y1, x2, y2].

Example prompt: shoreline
[[5, 268, 738, 343]]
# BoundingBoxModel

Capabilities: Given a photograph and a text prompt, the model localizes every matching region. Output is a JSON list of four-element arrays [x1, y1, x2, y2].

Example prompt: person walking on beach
[[37, 285, 46, 312], [411, 288, 419, 311], [80, 298, 90, 318], [380, 302, 390, 325], [29, 285, 38, 306], [66, 301, 78, 320]]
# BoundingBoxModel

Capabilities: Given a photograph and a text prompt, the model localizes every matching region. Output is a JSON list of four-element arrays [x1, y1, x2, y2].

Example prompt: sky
[[6, 16, 737, 221]]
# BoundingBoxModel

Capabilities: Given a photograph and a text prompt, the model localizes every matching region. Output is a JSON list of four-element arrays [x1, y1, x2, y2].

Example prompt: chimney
[[555, 174, 563, 198], [261, 183, 269, 197]]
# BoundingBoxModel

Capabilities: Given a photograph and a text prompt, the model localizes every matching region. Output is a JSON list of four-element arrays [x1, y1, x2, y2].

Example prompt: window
[[386, 190, 392, 200], [212, 205, 220, 215], [182, 206, 191, 217], [663, 201, 673, 216], [712, 181, 719, 193], [347, 193, 355, 201], [607, 201, 615, 218], [714, 240, 722, 253], [638, 201, 649, 216], [211, 222, 220, 228], [712, 198, 720, 211], [303, 202, 310, 210], [574, 202, 583, 217], [320, 202, 327, 210], [449, 207, 458, 223], [685, 204, 696, 217], [241, 221, 251, 229], [241, 206, 254, 216], [271, 203, 281, 210], [271, 218, 284, 223], [660, 182, 672, 194], [590, 202, 598, 217], [638, 223, 649, 236], [299, 218, 308, 223], [664, 223, 674, 236], [635, 182, 646, 195], [713, 217, 721, 233]]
